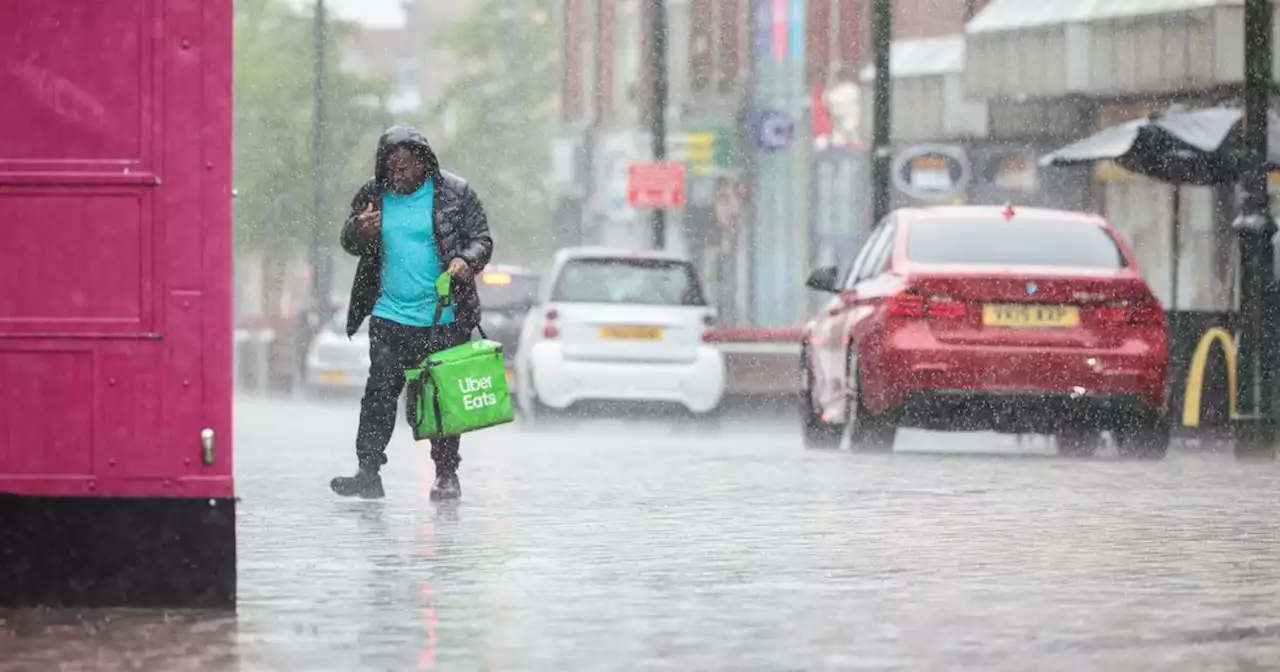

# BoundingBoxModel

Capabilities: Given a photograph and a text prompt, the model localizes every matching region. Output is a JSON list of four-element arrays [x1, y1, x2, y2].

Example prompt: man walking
[[331, 125, 493, 501]]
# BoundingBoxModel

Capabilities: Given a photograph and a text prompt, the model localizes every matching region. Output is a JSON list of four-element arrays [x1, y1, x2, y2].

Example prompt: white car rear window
[[551, 258, 707, 306]]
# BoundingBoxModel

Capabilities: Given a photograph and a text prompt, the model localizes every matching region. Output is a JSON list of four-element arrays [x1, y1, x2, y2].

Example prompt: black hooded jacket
[[340, 125, 494, 337]]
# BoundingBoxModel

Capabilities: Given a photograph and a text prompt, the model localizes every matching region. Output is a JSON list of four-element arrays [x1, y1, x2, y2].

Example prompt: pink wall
[[0, 0, 234, 498]]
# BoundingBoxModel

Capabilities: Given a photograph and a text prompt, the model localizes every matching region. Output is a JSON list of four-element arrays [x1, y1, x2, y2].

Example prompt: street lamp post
[[1233, 0, 1278, 458], [649, 0, 668, 250], [297, 0, 332, 386], [310, 0, 331, 314], [870, 0, 892, 226]]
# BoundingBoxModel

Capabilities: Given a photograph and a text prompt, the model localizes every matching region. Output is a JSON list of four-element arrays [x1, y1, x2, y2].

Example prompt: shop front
[[857, 34, 988, 210], [855, 33, 1083, 214], [550, 126, 592, 249], [808, 81, 868, 317], [668, 115, 746, 324], [962, 0, 1258, 434]]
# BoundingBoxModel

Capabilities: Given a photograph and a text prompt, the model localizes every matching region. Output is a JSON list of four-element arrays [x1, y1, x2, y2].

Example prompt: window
[[906, 217, 1128, 269], [689, 0, 713, 94], [475, 272, 540, 310], [580, 0, 597, 121], [614, 0, 640, 113], [552, 258, 708, 306], [859, 221, 897, 281], [843, 217, 893, 289], [392, 56, 419, 93], [389, 56, 422, 114]]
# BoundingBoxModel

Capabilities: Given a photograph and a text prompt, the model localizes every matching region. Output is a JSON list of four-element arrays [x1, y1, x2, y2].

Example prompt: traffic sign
[[669, 133, 716, 174], [891, 144, 971, 202], [668, 129, 736, 175], [626, 162, 686, 209], [753, 109, 794, 151]]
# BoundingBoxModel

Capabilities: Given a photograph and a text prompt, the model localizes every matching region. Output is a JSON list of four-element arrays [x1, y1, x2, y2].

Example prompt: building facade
[[962, 0, 1278, 312], [554, 0, 755, 318], [554, 0, 1266, 326]]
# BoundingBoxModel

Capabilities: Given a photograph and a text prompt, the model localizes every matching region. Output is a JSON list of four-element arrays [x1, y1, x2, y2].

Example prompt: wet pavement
[[4, 393, 1280, 671]]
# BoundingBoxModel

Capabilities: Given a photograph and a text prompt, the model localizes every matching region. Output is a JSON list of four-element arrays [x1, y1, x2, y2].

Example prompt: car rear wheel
[[845, 348, 896, 452], [517, 368, 560, 432], [800, 351, 842, 450], [1115, 415, 1170, 460], [1055, 429, 1099, 458], [669, 407, 723, 435], [519, 396, 564, 432]]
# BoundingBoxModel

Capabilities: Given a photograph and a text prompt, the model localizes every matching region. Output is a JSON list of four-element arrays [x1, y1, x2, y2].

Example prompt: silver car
[[304, 309, 370, 393]]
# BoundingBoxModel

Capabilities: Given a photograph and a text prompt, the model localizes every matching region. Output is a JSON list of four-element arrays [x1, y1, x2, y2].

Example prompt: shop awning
[[965, 0, 1247, 100], [858, 35, 986, 143], [967, 0, 1239, 34], [859, 34, 965, 81]]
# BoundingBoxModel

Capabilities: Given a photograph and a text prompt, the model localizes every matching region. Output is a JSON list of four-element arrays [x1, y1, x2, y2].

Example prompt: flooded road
[[4, 394, 1280, 670]]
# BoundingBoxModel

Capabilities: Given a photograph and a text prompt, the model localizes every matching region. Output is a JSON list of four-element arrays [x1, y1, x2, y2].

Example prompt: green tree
[[234, 0, 392, 310], [428, 0, 558, 265]]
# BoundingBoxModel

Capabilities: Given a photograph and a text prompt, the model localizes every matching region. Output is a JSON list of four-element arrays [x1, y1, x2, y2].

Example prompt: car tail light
[[542, 309, 559, 339], [701, 313, 716, 342], [887, 293, 926, 318], [1097, 297, 1164, 326], [926, 296, 968, 319], [887, 291, 968, 320]]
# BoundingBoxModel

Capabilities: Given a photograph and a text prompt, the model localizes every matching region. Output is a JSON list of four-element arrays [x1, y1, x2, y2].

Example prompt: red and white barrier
[[705, 327, 804, 396]]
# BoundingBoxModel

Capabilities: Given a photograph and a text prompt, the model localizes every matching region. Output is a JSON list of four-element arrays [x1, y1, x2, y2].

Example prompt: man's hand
[[447, 258, 473, 281], [355, 202, 381, 237]]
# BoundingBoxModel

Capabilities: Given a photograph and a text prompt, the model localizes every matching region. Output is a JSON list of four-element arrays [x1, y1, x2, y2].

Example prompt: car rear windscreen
[[907, 218, 1127, 269], [552, 258, 707, 306], [476, 271, 539, 310]]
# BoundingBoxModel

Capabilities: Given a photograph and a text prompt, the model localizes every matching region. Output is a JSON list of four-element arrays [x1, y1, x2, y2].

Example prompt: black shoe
[[430, 472, 461, 502], [331, 468, 385, 499]]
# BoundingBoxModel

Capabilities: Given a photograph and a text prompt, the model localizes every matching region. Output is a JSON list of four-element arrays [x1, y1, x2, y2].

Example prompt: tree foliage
[[428, 0, 558, 264], [233, 0, 393, 259]]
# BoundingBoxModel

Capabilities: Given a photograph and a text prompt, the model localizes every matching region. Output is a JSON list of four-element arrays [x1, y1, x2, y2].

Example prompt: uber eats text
[[459, 376, 498, 411]]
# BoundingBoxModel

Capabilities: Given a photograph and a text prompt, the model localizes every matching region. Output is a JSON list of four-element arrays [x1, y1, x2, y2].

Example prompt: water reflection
[[324, 470, 493, 671], [0, 608, 239, 671]]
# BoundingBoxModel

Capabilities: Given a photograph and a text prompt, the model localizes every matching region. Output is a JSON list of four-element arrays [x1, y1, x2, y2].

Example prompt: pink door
[[0, 0, 234, 607]]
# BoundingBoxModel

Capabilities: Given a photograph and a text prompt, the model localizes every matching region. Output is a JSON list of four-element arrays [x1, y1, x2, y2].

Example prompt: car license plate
[[320, 371, 349, 383], [598, 325, 663, 340], [982, 304, 1079, 328]]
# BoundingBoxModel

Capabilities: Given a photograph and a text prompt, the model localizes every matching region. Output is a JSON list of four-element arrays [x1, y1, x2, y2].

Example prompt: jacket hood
[[373, 124, 441, 188]]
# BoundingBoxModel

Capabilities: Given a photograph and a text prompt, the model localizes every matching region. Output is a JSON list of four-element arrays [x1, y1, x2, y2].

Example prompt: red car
[[800, 205, 1170, 458]]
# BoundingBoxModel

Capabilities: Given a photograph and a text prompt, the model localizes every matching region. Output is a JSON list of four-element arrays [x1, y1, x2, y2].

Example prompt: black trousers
[[356, 317, 470, 474]]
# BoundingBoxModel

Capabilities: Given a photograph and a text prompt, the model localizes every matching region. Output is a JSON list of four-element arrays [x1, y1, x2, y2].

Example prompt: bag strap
[[432, 300, 448, 329], [433, 270, 488, 341], [432, 271, 455, 328]]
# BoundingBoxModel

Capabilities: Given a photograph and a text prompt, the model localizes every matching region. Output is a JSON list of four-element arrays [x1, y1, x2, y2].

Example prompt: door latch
[[201, 428, 215, 465]]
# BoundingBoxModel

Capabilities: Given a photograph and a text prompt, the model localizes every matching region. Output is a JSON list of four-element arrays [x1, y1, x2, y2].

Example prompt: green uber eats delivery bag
[[403, 272, 515, 441]]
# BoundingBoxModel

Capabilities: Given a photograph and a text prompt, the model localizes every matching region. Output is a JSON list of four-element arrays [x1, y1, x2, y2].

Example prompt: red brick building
[[550, 1, 985, 203], [548, 0, 997, 322], [556, 0, 986, 126]]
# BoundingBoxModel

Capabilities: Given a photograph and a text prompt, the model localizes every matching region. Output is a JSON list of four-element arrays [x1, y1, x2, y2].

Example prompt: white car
[[305, 309, 370, 393], [515, 247, 726, 419]]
